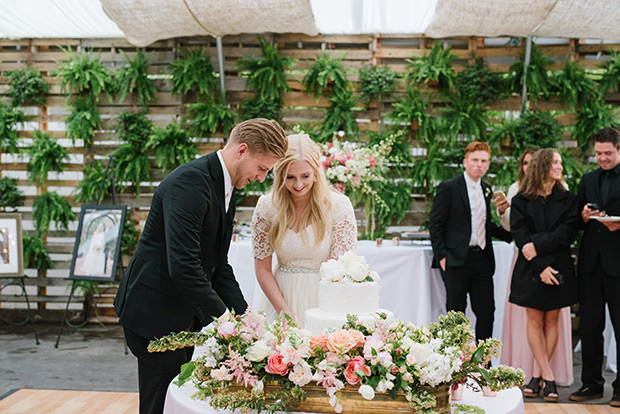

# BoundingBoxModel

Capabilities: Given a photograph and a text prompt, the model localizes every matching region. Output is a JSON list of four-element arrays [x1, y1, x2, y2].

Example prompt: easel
[[55, 156, 127, 352], [0, 275, 40, 345]]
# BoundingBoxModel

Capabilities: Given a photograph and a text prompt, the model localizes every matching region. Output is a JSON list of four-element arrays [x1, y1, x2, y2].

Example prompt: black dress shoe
[[569, 386, 604, 402], [611, 391, 620, 407]]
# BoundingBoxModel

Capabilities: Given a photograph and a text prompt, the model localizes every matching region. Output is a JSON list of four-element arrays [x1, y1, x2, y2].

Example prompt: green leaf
[[23, 131, 70, 185], [115, 49, 157, 108], [7, 65, 51, 107], [174, 361, 196, 386]]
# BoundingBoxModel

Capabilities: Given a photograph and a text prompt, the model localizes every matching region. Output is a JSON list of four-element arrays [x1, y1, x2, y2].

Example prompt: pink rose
[[217, 321, 237, 339], [310, 333, 329, 351], [344, 356, 371, 385], [265, 353, 290, 376]]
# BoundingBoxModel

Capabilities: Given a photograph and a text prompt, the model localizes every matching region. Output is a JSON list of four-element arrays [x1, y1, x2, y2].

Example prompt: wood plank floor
[[0, 389, 616, 414]]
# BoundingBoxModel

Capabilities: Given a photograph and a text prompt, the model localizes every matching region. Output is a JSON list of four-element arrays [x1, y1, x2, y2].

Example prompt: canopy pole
[[520, 36, 532, 113], [216, 37, 226, 104]]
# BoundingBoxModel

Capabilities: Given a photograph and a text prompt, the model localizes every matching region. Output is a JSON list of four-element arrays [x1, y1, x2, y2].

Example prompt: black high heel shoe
[[542, 380, 559, 402], [522, 376, 542, 397]]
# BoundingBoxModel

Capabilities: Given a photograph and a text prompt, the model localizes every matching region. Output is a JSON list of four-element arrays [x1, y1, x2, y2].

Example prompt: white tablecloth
[[164, 377, 524, 414], [229, 239, 515, 341]]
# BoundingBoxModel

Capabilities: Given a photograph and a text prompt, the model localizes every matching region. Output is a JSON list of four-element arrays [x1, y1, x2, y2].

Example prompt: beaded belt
[[278, 265, 318, 274]]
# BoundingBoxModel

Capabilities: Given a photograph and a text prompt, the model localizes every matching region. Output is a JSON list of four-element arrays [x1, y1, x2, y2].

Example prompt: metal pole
[[521, 36, 532, 113], [216, 37, 226, 103]]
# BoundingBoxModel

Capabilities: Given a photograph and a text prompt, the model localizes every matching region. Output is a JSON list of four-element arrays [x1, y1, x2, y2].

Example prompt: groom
[[114, 118, 288, 414]]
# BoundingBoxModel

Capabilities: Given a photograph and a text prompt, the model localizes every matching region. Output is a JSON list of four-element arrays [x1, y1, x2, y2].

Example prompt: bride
[[252, 133, 357, 326]]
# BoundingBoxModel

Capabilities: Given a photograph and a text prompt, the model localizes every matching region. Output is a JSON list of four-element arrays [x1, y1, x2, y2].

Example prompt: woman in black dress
[[509, 148, 578, 402]]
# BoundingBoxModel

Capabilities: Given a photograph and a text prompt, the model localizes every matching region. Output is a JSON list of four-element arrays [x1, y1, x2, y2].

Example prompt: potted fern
[[146, 120, 199, 173], [599, 49, 620, 97], [115, 49, 157, 107], [302, 52, 350, 99], [0, 177, 23, 211], [573, 99, 619, 152], [23, 232, 54, 271], [509, 43, 553, 103], [239, 97, 281, 122], [0, 101, 25, 154], [65, 97, 102, 147], [169, 48, 218, 96], [186, 101, 237, 138], [74, 160, 111, 204], [32, 191, 76, 234], [6, 65, 51, 107], [388, 88, 437, 140], [56, 48, 112, 103], [440, 94, 489, 141], [320, 89, 359, 142], [23, 130, 70, 185], [358, 65, 396, 107], [406, 41, 457, 95], [552, 60, 598, 109], [456, 59, 508, 105]]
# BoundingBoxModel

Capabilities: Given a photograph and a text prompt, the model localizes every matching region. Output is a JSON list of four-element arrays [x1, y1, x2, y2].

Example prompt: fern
[[7, 65, 51, 107], [599, 49, 620, 97], [169, 48, 218, 96], [23, 232, 54, 271], [440, 94, 489, 141], [388, 88, 437, 141], [186, 101, 238, 137], [509, 43, 553, 103], [358, 65, 396, 106], [302, 53, 350, 99], [0, 177, 23, 210], [24, 130, 70, 185], [112, 145, 151, 197], [0, 101, 25, 154], [74, 160, 111, 204], [114, 110, 153, 146], [320, 90, 359, 142], [56, 48, 112, 103], [406, 42, 457, 94], [32, 191, 76, 234], [65, 97, 102, 147], [573, 100, 619, 151], [456, 59, 507, 105], [552, 60, 598, 109], [121, 215, 140, 256], [239, 97, 281, 122], [115, 49, 157, 107], [146, 121, 199, 173]]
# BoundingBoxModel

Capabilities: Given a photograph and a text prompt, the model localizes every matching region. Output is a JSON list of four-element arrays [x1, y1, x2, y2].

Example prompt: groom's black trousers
[[124, 327, 193, 414]]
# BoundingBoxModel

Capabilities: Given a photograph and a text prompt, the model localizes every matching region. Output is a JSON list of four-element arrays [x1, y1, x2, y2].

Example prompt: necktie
[[225, 187, 233, 212], [601, 170, 612, 208], [474, 184, 486, 250]]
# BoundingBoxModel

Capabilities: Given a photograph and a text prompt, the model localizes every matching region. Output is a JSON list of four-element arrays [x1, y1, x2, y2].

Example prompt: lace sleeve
[[330, 192, 358, 259], [252, 195, 274, 260]]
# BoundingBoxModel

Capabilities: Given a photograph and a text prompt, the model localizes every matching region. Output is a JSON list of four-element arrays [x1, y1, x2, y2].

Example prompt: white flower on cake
[[320, 251, 380, 283]]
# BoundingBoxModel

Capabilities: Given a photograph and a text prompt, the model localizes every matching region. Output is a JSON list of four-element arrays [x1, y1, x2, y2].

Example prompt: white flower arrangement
[[320, 251, 380, 283]]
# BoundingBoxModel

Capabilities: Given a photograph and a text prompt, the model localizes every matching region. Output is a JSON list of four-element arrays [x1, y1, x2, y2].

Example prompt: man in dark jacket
[[429, 141, 511, 341], [114, 118, 287, 414], [570, 127, 620, 406]]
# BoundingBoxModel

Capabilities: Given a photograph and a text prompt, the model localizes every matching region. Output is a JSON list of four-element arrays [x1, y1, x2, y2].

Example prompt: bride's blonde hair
[[269, 133, 331, 250]]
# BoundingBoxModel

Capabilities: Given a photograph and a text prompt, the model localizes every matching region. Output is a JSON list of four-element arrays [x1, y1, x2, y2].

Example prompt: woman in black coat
[[509, 148, 578, 402]]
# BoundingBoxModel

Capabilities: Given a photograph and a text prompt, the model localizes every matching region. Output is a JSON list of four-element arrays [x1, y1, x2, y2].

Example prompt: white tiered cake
[[304, 252, 394, 333]]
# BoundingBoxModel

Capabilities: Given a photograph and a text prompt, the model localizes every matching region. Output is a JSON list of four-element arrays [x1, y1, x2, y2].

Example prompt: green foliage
[[302, 52, 350, 99], [23, 232, 53, 271], [440, 94, 489, 141], [492, 111, 563, 154], [6, 65, 51, 107], [74, 160, 110, 204], [0, 102, 25, 154], [552, 60, 598, 108], [32, 191, 75, 234], [0, 177, 23, 210], [115, 49, 157, 107], [490, 156, 519, 189], [412, 140, 456, 198], [573, 99, 619, 152], [56, 48, 112, 103], [112, 111, 153, 196], [374, 179, 413, 237], [358, 65, 396, 106], [509, 43, 553, 102], [114, 110, 153, 145], [559, 148, 584, 193], [65, 97, 102, 147], [456, 59, 507, 104], [24, 130, 70, 185], [146, 121, 199, 173], [121, 214, 140, 256], [599, 49, 620, 97], [186, 101, 238, 138], [237, 36, 295, 105], [239, 97, 281, 122], [320, 89, 358, 142], [169, 48, 218, 96], [406, 41, 457, 94], [388, 88, 437, 140]]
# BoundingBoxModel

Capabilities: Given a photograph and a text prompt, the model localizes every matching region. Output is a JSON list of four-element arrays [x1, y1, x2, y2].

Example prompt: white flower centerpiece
[[319, 251, 380, 283]]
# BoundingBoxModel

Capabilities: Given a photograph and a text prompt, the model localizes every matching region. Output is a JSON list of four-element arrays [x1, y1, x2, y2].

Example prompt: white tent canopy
[[1, 0, 620, 43]]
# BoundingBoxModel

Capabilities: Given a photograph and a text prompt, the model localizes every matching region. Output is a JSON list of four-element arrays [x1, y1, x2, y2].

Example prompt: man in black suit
[[114, 118, 288, 414], [429, 141, 511, 341], [570, 127, 620, 406]]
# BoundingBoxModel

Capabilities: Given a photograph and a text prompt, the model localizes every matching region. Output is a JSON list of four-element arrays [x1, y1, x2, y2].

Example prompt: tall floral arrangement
[[149, 310, 523, 414]]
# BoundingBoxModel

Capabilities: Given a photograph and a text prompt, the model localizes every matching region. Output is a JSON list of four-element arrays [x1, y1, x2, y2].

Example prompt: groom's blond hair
[[269, 133, 331, 250]]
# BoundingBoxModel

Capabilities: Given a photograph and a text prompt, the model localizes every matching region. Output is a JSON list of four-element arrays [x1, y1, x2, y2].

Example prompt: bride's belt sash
[[278, 265, 318, 274]]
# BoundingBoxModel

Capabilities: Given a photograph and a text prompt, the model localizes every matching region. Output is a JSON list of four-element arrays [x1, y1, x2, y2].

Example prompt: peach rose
[[327, 330, 357, 353], [344, 356, 371, 385], [310, 333, 329, 351], [348, 329, 365, 348], [265, 353, 290, 376]]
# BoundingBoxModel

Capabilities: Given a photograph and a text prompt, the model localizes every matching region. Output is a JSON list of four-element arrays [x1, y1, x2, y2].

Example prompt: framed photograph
[[69, 205, 127, 282], [0, 213, 24, 277]]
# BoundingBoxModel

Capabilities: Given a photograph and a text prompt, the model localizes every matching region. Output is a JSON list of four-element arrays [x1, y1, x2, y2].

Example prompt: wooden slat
[[0, 389, 139, 414]]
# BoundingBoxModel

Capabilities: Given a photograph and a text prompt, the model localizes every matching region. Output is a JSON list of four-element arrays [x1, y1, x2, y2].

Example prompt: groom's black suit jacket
[[114, 152, 247, 340]]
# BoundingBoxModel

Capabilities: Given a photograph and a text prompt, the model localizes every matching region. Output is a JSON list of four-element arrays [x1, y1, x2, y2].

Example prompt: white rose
[[347, 259, 369, 282], [339, 251, 356, 267], [320, 259, 346, 282], [408, 342, 432, 366], [246, 340, 273, 362], [400, 337, 415, 352], [358, 384, 375, 400]]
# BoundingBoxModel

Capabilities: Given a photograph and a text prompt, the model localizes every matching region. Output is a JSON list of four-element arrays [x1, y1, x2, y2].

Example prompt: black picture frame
[[69, 205, 127, 282], [0, 213, 24, 277]]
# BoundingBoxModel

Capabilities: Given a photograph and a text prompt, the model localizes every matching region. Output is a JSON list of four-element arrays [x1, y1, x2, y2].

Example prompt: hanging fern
[[320, 89, 359, 142], [146, 121, 199, 173], [456, 59, 508, 105], [32, 191, 76, 234], [7, 65, 51, 107], [406, 41, 458, 95], [552, 60, 598, 109], [74, 160, 111, 204], [23, 232, 54, 271], [509, 43, 553, 103], [56, 48, 112, 103], [65, 97, 102, 147], [599, 49, 620, 97], [186, 101, 238, 138], [388, 88, 437, 141], [302, 53, 350, 99], [24, 130, 70, 185], [440, 94, 489, 141], [114, 110, 153, 146], [239, 97, 281, 122], [573, 100, 619, 152], [121, 214, 140, 256], [0, 101, 25, 154], [112, 145, 151, 197], [115, 49, 157, 107], [169, 48, 218, 96], [358, 65, 396, 106], [0, 177, 23, 210]]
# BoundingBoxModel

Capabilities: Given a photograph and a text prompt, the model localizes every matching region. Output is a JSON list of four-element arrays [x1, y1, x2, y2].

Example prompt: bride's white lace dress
[[252, 190, 357, 326]]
